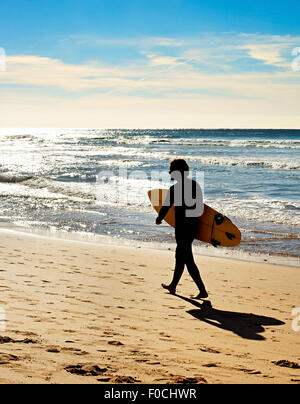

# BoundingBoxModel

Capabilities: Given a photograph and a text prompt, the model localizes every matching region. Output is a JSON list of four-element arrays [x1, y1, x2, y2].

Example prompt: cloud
[[0, 32, 300, 128], [144, 53, 186, 67], [63, 34, 185, 48], [1, 53, 299, 99], [64, 32, 300, 70], [1, 55, 145, 92], [237, 33, 300, 68], [240, 44, 286, 67]]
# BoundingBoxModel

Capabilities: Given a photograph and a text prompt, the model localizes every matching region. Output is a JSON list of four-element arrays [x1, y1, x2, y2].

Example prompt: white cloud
[[1, 32, 300, 128], [65, 32, 300, 68], [1, 53, 299, 99], [144, 53, 186, 67], [240, 44, 286, 67], [1, 55, 145, 92], [64, 34, 185, 48]]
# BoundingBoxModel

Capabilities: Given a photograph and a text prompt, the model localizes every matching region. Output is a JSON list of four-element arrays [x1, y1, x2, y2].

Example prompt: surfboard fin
[[211, 238, 221, 248], [225, 232, 236, 240]]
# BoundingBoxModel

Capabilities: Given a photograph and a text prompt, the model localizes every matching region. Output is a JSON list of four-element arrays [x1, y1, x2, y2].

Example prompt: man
[[156, 159, 208, 299]]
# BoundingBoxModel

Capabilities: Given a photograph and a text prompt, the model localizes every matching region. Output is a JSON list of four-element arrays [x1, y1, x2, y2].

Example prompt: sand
[[0, 230, 299, 384]]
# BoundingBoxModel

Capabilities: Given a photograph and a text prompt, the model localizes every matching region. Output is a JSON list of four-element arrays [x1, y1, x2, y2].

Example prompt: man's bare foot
[[191, 290, 209, 300], [161, 283, 176, 295]]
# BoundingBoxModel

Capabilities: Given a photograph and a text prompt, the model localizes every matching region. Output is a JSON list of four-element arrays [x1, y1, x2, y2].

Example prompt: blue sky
[[0, 1, 299, 127], [1, 0, 299, 60]]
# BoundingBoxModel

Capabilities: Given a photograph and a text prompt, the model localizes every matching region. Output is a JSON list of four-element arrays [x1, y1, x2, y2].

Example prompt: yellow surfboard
[[148, 189, 241, 248]]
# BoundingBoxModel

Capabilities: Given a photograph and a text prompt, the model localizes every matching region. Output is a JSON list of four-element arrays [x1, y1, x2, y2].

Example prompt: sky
[[0, 0, 299, 128]]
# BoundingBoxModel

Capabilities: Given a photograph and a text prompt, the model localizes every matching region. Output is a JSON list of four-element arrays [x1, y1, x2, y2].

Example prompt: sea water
[[0, 128, 299, 264]]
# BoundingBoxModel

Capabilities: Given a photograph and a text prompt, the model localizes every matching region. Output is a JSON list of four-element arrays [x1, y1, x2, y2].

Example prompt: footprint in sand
[[172, 376, 207, 384], [272, 360, 300, 369], [199, 346, 221, 354], [0, 353, 19, 364], [238, 368, 262, 375], [65, 364, 108, 376], [202, 363, 219, 368], [62, 347, 89, 356], [0, 336, 38, 345], [108, 376, 141, 384], [108, 341, 124, 346], [46, 346, 61, 353]]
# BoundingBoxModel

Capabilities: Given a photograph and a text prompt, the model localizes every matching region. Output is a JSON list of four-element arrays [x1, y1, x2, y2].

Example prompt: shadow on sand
[[174, 294, 285, 341]]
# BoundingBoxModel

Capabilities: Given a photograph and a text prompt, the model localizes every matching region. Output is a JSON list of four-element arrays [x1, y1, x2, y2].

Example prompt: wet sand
[[0, 231, 299, 384]]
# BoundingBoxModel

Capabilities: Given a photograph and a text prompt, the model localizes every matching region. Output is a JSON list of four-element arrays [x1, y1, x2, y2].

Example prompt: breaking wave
[[189, 156, 300, 170], [0, 174, 34, 184]]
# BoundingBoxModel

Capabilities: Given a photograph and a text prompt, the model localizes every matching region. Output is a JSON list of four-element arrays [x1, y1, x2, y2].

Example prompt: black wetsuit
[[158, 177, 207, 293]]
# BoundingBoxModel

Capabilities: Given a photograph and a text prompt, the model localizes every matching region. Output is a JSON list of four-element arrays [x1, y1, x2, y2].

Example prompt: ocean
[[0, 128, 299, 265]]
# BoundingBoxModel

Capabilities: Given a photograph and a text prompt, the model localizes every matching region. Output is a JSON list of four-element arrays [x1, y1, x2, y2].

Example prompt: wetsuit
[[158, 177, 207, 294]]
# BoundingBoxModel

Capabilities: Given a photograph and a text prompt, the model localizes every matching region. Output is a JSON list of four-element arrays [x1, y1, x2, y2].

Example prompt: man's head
[[169, 159, 189, 180]]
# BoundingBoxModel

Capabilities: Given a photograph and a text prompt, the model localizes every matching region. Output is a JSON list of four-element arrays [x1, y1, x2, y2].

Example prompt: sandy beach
[[0, 230, 299, 384]]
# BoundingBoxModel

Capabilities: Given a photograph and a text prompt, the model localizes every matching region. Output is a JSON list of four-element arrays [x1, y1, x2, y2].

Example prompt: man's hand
[[156, 217, 162, 225]]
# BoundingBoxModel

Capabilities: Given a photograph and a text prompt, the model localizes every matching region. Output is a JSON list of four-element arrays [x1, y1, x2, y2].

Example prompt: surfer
[[156, 159, 208, 299]]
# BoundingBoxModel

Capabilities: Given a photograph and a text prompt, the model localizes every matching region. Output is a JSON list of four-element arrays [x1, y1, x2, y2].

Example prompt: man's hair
[[170, 158, 189, 174]]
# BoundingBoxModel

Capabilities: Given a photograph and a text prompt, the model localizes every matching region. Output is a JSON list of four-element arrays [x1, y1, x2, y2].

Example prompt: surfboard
[[148, 189, 241, 248]]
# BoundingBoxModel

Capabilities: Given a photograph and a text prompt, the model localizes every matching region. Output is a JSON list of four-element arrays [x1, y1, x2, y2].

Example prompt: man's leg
[[162, 241, 185, 294], [184, 242, 208, 298]]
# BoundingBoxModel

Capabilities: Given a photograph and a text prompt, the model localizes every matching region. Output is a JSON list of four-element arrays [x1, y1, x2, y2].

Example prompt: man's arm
[[156, 186, 174, 224]]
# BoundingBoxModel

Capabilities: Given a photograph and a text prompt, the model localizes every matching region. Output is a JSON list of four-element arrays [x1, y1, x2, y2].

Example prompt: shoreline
[[0, 229, 299, 383], [0, 223, 299, 268]]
